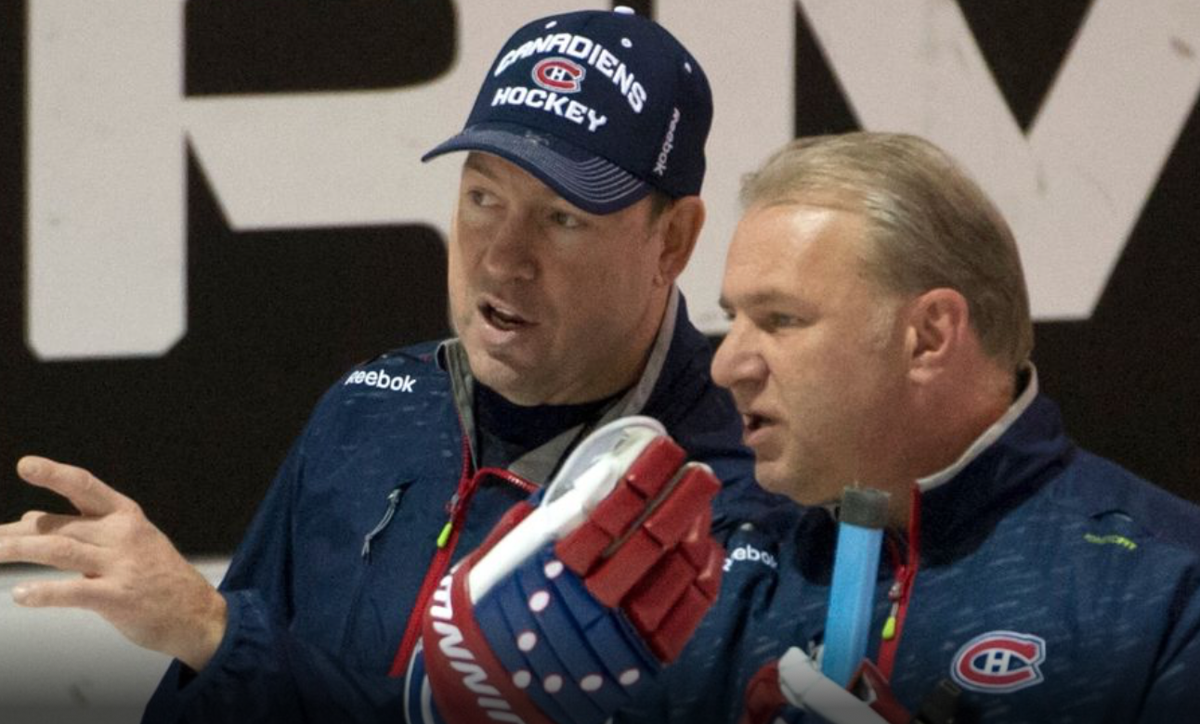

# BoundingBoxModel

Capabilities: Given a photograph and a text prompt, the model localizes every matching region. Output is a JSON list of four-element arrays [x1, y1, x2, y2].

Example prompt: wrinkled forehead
[[725, 204, 876, 291]]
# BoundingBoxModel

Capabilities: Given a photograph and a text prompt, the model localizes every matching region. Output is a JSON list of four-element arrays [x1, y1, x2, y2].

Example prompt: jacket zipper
[[388, 424, 537, 677], [876, 483, 922, 679], [361, 483, 410, 561], [338, 481, 413, 657]]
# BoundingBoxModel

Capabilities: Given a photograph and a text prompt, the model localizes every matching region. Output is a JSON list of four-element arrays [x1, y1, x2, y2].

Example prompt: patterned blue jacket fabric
[[622, 383, 1200, 724], [140, 292, 778, 724]]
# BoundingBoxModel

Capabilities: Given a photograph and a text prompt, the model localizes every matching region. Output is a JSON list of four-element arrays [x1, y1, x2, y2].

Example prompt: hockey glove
[[415, 416, 724, 724]]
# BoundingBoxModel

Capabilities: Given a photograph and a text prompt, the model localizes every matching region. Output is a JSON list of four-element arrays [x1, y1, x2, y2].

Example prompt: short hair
[[647, 189, 675, 221], [740, 132, 1034, 370]]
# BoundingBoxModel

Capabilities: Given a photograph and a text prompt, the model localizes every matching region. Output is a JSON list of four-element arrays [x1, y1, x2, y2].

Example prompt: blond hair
[[740, 132, 1033, 369]]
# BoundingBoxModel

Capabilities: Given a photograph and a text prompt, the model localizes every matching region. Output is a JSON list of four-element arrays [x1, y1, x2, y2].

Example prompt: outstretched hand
[[0, 456, 227, 671]]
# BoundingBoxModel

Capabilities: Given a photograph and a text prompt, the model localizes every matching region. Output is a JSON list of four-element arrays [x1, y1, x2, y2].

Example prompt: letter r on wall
[[26, 0, 585, 360]]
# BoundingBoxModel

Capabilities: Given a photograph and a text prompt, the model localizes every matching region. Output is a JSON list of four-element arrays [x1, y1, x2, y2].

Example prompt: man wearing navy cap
[[423, 6, 711, 216], [0, 7, 772, 723]]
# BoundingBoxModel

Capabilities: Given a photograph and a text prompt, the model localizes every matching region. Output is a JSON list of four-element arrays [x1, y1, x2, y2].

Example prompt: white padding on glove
[[778, 648, 890, 724], [468, 416, 667, 601]]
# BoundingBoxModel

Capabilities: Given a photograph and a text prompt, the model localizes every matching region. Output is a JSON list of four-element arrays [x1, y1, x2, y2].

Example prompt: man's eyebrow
[[462, 153, 497, 180], [720, 290, 796, 310]]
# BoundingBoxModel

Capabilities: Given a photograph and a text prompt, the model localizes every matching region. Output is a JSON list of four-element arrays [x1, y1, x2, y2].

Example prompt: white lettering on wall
[[29, 0, 187, 359], [25, 1, 1200, 357], [660, 0, 796, 334], [796, 0, 1200, 320], [27, 0, 595, 360]]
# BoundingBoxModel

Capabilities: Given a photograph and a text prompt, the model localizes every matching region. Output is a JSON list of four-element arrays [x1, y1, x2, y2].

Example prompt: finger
[[0, 511, 105, 542], [16, 456, 132, 517], [11, 576, 112, 609], [0, 511, 44, 537], [0, 534, 109, 575]]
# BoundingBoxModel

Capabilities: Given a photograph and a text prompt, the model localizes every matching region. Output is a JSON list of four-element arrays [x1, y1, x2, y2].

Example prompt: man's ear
[[654, 196, 705, 287], [905, 288, 971, 383]]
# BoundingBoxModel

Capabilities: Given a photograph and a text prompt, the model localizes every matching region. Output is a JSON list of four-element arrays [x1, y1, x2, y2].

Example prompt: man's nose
[[482, 215, 537, 281], [711, 320, 767, 391]]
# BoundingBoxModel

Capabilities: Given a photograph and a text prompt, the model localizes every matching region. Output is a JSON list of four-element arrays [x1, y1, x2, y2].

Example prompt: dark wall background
[[2, 0, 1197, 555], [0, 1, 457, 553]]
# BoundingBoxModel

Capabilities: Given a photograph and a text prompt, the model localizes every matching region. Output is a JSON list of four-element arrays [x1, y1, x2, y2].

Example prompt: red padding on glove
[[593, 484, 648, 538], [584, 528, 663, 606], [556, 437, 688, 577], [625, 553, 694, 633], [623, 437, 686, 496], [739, 659, 788, 724], [614, 465, 723, 660], [554, 451, 725, 667], [652, 585, 713, 662], [554, 522, 611, 575], [642, 467, 719, 545]]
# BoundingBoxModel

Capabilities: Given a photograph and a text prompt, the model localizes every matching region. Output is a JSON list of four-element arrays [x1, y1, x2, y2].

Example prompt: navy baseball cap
[[422, 6, 713, 215]]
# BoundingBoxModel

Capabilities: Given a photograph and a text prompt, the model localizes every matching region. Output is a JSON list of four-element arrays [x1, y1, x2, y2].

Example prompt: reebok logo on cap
[[654, 107, 681, 176]]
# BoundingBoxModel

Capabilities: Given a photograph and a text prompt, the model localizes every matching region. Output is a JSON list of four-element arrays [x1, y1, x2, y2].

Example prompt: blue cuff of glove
[[474, 547, 660, 724]]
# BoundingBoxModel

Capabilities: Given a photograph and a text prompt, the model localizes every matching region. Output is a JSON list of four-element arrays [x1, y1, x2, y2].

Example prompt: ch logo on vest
[[532, 57, 585, 93], [950, 631, 1046, 694]]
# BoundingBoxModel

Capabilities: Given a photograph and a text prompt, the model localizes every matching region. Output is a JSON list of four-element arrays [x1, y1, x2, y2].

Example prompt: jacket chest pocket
[[336, 480, 418, 663]]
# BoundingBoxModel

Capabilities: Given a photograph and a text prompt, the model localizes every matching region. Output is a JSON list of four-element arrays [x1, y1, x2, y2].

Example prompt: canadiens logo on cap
[[532, 57, 586, 94], [950, 631, 1046, 693]]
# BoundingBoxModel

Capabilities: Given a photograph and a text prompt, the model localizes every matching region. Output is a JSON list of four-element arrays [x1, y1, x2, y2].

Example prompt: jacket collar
[[436, 287, 683, 485], [917, 364, 1041, 494], [918, 365, 1075, 555]]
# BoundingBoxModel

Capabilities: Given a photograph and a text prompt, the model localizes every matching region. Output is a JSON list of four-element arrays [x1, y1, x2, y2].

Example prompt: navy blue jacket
[[625, 379, 1200, 723], [142, 293, 778, 723]]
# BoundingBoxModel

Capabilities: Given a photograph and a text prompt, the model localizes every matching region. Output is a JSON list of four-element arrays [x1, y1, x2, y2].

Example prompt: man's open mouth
[[481, 301, 530, 332], [743, 413, 767, 432]]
